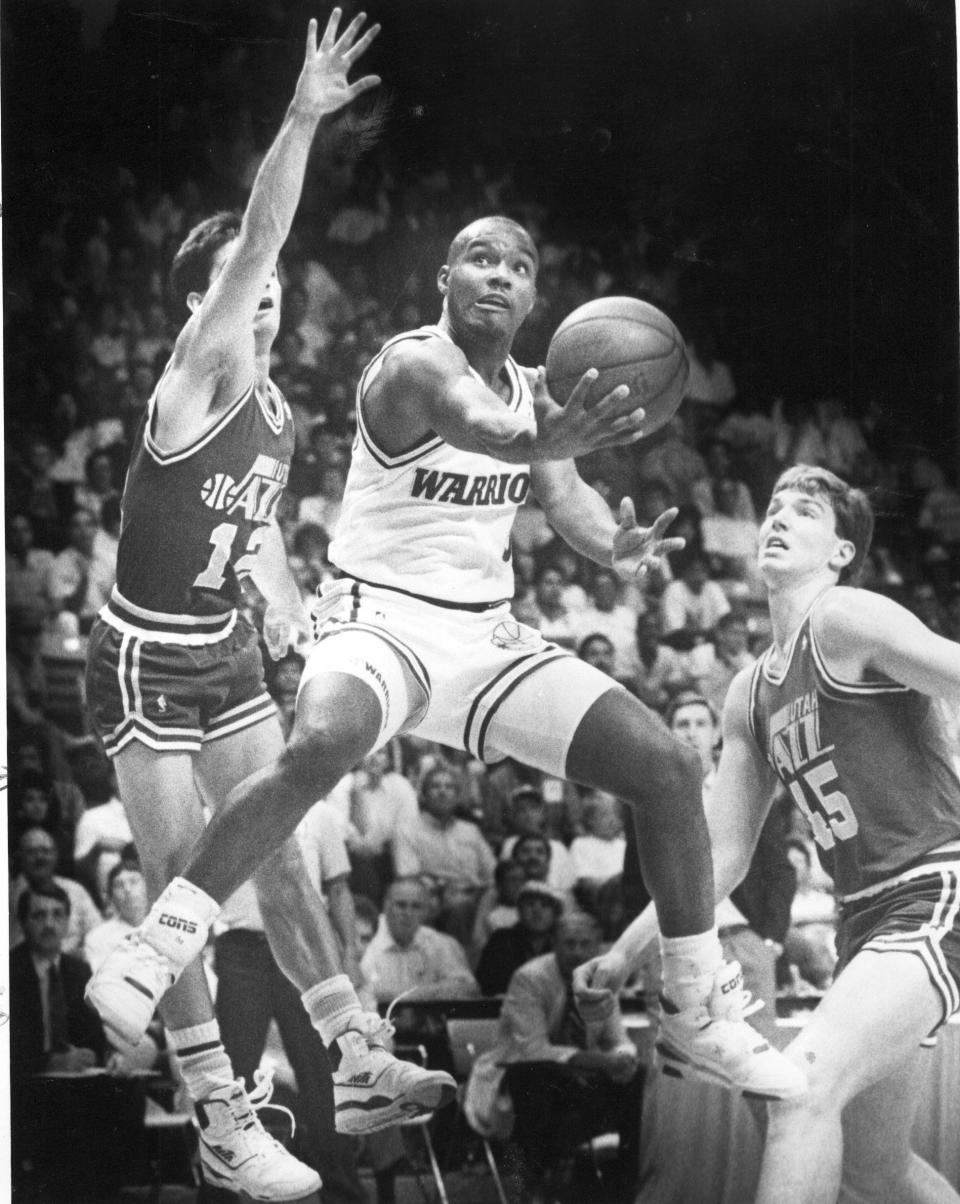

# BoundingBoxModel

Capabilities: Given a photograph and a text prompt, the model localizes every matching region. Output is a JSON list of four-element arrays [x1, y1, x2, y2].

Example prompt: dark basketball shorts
[[837, 864, 960, 1033], [86, 613, 277, 756]]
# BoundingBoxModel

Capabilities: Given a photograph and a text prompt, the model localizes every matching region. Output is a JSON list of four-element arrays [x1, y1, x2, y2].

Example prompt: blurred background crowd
[[4, 0, 958, 1200]]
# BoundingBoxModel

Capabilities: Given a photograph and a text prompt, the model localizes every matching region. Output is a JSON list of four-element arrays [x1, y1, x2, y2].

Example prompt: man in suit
[[495, 911, 643, 1204], [10, 882, 107, 1081], [10, 883, 143, 1198]]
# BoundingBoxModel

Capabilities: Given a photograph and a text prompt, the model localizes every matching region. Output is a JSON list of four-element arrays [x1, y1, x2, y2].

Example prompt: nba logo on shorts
[[491, 620, 537, 651]]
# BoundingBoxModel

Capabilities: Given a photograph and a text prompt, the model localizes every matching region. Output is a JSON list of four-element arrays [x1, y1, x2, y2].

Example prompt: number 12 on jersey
[[194, 522, 265, 590]]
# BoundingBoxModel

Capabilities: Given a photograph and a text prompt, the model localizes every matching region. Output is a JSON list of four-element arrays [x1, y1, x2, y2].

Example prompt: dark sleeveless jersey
[[111, 372, 294, 634], [748, 595, 960, 899]]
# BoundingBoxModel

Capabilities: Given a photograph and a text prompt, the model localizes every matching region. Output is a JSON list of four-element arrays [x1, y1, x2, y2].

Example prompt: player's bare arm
[[532, 460, 684, 572], [248, 519, 309, 660], [574, 668, 778, 1012], [160, 11, 380, 435], [813, 586, 960, 700], [364, 339, 647, 464]]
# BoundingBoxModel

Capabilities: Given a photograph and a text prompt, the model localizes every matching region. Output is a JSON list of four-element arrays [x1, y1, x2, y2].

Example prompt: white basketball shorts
[[299, 576, 618, 776]]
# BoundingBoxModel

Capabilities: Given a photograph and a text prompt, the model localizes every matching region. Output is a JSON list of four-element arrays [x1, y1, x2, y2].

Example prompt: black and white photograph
[[3, 2, 959, 1202]]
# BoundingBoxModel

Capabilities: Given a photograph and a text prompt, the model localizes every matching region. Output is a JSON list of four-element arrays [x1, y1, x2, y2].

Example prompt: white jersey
[[330, 325, 534, 605]]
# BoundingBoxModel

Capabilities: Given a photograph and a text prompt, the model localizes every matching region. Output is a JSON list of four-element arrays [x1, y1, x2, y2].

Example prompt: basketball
[[545, 296, 689, 437]]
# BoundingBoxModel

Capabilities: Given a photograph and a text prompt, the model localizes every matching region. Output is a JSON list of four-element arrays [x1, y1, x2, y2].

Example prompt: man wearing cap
[[475, 880, 563, 996], [499, 784, 576, 893]]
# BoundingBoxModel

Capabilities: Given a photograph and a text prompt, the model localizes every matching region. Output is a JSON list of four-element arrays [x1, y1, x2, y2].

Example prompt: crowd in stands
[[6, 13, 960, 1197]]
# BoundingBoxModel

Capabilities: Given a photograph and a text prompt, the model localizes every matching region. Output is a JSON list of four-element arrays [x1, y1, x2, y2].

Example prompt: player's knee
[[634, 735, 702, 806], [278, 722, 372, 799]]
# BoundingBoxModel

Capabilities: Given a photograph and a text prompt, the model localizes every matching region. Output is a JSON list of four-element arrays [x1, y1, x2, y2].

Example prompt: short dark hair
[[445, 215, 539, 270], [770, 465, 874, 585], [107, 858, 143, 896], [665, 691, 718, 728], [512, 833, 551, 860], [577, 631, 614, 659], [18, 882, 71, 926], [169, 211, 243, 309]]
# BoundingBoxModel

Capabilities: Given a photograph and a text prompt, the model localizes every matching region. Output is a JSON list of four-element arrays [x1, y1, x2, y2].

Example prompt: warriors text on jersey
[[748, 593, 960, 899], [105, 371, 294, 642], [329, 326, 532, 606]]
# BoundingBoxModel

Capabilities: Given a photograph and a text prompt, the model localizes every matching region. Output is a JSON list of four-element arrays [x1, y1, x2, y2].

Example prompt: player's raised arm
[[814, 586, 960, 700], [176, 10, 380, 374]]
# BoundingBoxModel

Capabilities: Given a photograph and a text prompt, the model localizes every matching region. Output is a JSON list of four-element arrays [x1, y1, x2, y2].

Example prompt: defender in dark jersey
[[82, 15, 451, 1202], [577, 465, 960, 1204]]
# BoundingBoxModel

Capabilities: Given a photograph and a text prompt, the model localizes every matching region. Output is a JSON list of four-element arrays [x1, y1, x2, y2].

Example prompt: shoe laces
[[715, 983, 764, 1025], [347, 985, 421, 1049], [222, 1068, 298, 1142]]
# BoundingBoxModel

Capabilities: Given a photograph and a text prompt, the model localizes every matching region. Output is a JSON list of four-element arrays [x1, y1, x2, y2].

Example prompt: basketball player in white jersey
[[89, 215, 805, 1103]]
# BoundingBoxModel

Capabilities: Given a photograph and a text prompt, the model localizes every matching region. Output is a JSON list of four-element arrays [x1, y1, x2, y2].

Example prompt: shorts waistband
[[102, 588, 237, 644], [332, 571, 511, 613], [838, 840, 960, 904]]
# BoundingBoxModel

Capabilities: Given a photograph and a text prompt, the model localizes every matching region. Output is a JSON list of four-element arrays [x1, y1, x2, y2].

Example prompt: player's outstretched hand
[[533, 367, 647, 460], [612, 498, 685, 580], [293, 10, 381, 122], [573, 948, 628, 1023], [263, 601, 308, 660]]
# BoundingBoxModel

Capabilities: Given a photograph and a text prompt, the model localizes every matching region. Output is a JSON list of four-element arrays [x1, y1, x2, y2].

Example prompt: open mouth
[[257, 298, 274, 312], [764, 537, 788, 552], [476, 294, 510, 310]]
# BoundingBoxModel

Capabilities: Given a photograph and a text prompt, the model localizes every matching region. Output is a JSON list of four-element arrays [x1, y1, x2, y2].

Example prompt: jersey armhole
[[807, 614, 908, 697], [355, 331, 445, 468]]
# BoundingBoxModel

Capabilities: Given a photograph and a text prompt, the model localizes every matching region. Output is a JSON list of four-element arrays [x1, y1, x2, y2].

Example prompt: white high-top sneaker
[[196, 1069, 321, 1201], [85, 876, 218, 1045], [656, 960, 808, 1100], [333, 1012, 457, 1134]]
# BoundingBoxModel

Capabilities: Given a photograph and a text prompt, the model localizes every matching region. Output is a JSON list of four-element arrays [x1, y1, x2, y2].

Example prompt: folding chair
[[445, 1017, 510, 1204], [393, 1041, 451, 1204]]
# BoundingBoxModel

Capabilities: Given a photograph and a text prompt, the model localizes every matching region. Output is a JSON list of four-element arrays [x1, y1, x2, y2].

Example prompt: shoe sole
[[334, 1073, 457, 1135], [200, 1148, 321, 1201], [655, 1041, 806, 1101]]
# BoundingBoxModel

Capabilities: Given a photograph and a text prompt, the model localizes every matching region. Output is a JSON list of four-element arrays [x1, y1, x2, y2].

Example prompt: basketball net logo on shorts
[[491, 620, 539, 651], [200, 454, 290, 522]]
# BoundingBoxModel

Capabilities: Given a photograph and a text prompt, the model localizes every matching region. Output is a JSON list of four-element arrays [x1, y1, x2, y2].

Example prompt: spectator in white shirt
[[48, 507, 115, 638], [569, 791, 627, 914], [84, 859, 149, 971], [72, 754, 133, 908], [360, 878, 480, 1005], [574, 567, 643, 676], [393, 763, 496, 945], [326, 747, 419, 906], [660, 549, 730, 641]]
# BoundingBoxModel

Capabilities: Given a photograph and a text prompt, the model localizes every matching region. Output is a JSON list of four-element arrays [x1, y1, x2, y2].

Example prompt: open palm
[[293, 9, 381, 120]]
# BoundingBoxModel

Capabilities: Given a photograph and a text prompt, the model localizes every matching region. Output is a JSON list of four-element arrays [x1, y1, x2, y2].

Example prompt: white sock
[[301, 974, 364, 1047], [167, 1020, 235, 1100], [659, 928, 723, 1007]]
